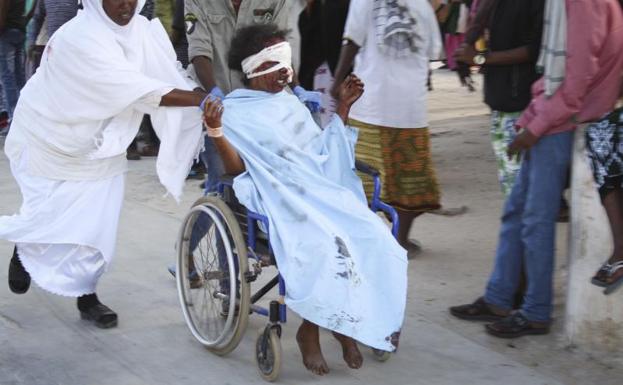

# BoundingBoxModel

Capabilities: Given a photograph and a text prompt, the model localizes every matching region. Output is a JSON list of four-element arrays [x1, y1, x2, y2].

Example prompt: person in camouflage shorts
[[490, 111, 522, 195]]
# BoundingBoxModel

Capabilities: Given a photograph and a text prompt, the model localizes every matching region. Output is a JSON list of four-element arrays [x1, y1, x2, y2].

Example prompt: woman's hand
[[203, 97, 224, 129], [337, 74, 364, 108]]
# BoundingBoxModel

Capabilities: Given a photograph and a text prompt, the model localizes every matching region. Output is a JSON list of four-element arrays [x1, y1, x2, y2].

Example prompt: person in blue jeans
[[0, 0, 26, 128], [449, 0, 623, 338]]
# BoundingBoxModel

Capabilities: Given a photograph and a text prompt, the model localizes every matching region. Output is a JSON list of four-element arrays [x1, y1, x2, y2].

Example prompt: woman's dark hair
[[228, 24, 289, 84]]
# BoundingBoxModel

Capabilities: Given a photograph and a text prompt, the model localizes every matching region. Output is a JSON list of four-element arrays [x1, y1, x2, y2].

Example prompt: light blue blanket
[[223, 89, 407, 351]]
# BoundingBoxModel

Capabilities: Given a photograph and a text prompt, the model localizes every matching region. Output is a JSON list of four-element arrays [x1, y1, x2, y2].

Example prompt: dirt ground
[[0, 69, 621, 385]]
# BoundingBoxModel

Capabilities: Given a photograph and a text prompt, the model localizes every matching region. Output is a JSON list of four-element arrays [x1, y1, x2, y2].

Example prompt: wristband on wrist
[[206, 126, 223, 138]]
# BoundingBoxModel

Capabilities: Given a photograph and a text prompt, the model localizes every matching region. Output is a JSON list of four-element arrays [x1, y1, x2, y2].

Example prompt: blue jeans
[[484, 131, 573, 322], [200, 136, 225, 192], [0, 81, 5, 113], [0, 29, 25, 119]]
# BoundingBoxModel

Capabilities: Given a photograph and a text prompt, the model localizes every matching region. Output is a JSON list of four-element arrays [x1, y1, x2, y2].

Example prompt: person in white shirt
[[332, 0, 442, 250]]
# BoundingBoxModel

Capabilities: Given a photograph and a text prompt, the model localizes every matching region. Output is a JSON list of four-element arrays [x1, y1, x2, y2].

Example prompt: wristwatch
[[473, 52, 487, 65]]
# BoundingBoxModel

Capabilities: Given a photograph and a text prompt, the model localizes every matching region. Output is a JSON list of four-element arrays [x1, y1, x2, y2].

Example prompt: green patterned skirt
[[350, 119, 441, 212]]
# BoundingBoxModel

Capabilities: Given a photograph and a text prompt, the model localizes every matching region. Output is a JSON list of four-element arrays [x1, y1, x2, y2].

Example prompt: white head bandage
[[241, 41, 293, 82]]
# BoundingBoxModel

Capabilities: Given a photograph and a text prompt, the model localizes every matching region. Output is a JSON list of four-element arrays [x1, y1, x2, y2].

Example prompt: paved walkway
[[0, 70, 620, 385]]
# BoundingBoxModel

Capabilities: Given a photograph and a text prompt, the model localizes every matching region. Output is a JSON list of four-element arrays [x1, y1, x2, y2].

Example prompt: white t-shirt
[[344, 0, 441, 128]]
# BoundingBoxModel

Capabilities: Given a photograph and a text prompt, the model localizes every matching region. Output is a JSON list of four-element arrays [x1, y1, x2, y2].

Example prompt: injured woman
[[204, 24, 408, 375]]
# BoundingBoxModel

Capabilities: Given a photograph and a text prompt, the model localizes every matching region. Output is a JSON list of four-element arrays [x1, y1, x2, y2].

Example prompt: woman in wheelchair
[[200, 24, 408, 376]]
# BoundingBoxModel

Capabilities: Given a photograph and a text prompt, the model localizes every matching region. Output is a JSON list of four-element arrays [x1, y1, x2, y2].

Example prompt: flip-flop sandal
[[8, 250, 31, 295], [590, 261, 612, 288], [80, 303, 118, 329], [604, 261, 623, 295]]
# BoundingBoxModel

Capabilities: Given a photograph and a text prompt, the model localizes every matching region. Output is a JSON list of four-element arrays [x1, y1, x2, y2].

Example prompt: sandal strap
[[608, 261, 623, 275], [599, 262, 612, 270]]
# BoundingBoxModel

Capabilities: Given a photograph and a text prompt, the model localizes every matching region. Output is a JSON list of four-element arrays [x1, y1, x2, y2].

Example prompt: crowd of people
[[0, 0, 623, 378]]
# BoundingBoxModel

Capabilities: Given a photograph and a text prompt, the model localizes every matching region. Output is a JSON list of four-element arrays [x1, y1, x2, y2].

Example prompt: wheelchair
[[175, 160, 399, 382]]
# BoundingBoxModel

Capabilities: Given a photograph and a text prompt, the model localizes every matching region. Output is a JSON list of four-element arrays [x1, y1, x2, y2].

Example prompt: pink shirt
[[517, 0, 623, 137]]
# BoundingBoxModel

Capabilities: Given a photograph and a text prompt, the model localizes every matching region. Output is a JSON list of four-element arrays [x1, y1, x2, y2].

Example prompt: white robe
[[0, 0, 204, 296]]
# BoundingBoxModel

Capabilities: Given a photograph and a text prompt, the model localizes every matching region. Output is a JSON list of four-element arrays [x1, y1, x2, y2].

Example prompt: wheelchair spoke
[[177, 196, 251, 353]]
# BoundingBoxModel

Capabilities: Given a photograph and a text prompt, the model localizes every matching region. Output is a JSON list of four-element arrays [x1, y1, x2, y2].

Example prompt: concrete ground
[[1, 70, 621, 385]]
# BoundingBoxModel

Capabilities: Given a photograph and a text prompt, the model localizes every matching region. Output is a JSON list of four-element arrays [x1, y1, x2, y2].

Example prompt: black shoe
[[126, 149, 141, 160], [485, 312, 550, 339], [8, 248, 31, 294], [80, 303, 118, 329], [449, 297, 505, 322]]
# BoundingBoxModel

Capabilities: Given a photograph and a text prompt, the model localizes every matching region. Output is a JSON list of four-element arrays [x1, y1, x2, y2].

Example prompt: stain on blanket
[[385, 330, 401, 350], [284, 179, 305, 195], [293, 121, 305, 135], [334, 237, 361, 285], [280, 198, 307, 222], [327, 311, 361, 330]]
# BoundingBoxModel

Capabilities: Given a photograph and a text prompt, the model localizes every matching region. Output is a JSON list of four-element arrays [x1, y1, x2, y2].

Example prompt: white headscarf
[[81, 0, 148, 65], [82, 0, 147, 29], [8, 0, 203, 201]]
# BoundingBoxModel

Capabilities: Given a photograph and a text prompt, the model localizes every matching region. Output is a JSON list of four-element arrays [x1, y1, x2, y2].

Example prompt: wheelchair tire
[[255, 327, 282, 382], [176, 196, 250, 356], [371, 348, 392, 362]]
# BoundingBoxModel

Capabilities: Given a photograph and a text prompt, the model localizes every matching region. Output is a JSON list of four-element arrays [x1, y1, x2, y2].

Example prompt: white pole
[[566, 125, 623, 351]]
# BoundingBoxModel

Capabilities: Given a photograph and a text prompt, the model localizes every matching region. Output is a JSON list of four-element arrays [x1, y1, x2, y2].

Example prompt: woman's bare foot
[[296, 320, 329, 375], [332, 332, 363, 369]]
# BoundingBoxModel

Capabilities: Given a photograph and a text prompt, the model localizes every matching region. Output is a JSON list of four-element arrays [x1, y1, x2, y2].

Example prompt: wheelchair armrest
[[219, 174, 236, 187], [355, 159, 380, 177]]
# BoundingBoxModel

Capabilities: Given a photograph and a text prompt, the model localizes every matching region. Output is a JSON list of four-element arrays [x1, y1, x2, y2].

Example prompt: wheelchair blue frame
[[214, 167, 399, 325]]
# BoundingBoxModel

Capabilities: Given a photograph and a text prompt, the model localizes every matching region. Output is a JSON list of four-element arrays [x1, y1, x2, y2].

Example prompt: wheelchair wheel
[[371, 348, 392, 362], [255, 327, 282, 382], [176, 196, 250, 356]]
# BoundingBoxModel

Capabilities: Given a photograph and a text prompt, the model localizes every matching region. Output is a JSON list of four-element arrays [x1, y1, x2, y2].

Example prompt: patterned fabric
[[373, 0, 423, 57], [490, 110, 522, 196], [537, 0, 567, 96], [350, 118, 441, 212], [586, 108, 623, 195]]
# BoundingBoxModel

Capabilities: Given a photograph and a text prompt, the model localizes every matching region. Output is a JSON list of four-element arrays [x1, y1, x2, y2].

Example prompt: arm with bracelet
[[201, 98, 245, 175]]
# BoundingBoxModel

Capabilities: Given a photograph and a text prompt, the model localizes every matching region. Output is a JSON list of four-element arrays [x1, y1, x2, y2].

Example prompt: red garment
[[517, 0, 623, 137], [445, 33, 465, 70]]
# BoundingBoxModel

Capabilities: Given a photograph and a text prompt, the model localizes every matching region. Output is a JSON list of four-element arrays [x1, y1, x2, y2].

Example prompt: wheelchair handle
[[355, 160, 380, 177]]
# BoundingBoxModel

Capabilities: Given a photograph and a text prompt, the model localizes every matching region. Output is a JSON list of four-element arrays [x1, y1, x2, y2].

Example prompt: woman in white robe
[[0, 0, 208, 328]]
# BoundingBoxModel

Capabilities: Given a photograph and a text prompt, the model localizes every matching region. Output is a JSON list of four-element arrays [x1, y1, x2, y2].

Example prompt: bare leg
[[602, 188, 623, 264], [397, 209, 421, 248], [332, 332, 363, 369], [296, 320, 329, 375]]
